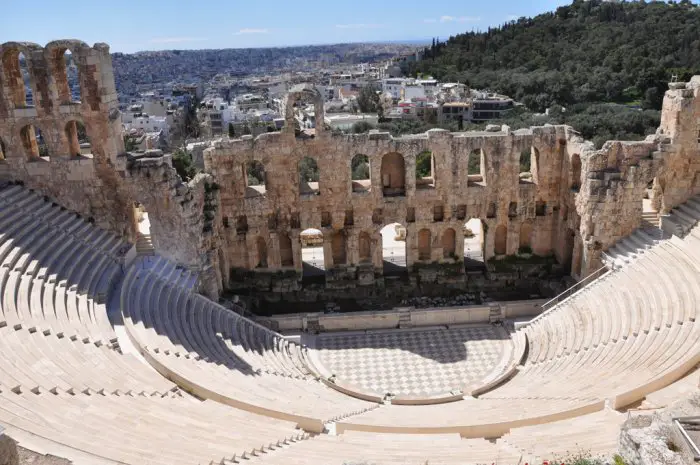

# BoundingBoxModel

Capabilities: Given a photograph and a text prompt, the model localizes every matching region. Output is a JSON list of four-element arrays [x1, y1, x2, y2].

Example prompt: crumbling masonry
[[0, 40, 697, 300]]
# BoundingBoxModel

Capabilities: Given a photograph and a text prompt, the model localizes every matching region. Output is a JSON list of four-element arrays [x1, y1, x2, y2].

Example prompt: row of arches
[[0, 120, 91, 161], [1, 44, 84, 109], [247, 218, 537, 274], [240, 149, 582, 198]]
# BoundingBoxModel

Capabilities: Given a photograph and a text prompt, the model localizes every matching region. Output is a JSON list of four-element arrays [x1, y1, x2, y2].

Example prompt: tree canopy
[[412, 0, 700, 112]]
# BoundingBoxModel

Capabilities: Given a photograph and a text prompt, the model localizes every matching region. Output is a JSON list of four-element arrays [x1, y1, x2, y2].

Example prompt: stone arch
[[284, 84, 324, 136], [244, 160, 266, 197], [418, 228, 432, 261], [571, 153, 582, 191], [442, 228, 456, 259], [351, 153, 371, 193], [279, 232, 294, 267], [1, 46, 33, 107], [46, 41, 89, 105], [358, 231, 372, 263], [299, 156, 320, 195], [380, 223, 407, 275], [494, 225, 507, 255], [519, 222, 533, 251], [20, 124, 47, 160], [300, 228, 325, 279], [464, 218, 486, 267], [331, 231, 347, 265], [256, 236, 268, 268], [415, 150, 435, 190], [64, 120, 83, 156], [468, 148, 486, 183], [381, 152, 406, 197]]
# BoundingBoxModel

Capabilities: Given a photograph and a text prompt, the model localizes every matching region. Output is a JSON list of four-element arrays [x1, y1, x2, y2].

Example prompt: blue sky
[[2, 0, 597, 53]]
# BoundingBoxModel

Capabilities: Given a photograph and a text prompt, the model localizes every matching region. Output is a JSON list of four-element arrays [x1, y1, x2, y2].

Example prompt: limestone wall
[[0, 37, 698, 301]]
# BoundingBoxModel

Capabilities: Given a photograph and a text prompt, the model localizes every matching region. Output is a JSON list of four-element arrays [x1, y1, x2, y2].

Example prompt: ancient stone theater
[[0, 39, 697, 465]]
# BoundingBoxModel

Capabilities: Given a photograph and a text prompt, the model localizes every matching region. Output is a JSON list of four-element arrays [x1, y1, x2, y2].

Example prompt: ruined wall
[[0, 40, 218, 295], [0, 37, 697, 302]]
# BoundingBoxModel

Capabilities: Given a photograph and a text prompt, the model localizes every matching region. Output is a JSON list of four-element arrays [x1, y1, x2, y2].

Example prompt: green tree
[[228, 122, 235, 138], [357, 84, 380, 113], [172, 148, 197, 182], [351, 121, 374, 134], [415, 151, 432, 178]]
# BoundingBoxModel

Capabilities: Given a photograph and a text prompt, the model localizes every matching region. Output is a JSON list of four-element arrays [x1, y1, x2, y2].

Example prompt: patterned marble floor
[[314, 326, 510, 398]]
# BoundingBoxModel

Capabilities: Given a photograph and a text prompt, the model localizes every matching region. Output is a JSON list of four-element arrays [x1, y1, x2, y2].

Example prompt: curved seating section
[[0, 185, 306, 465], [120, 258, 378, 432], [338, 218, 699, 435]]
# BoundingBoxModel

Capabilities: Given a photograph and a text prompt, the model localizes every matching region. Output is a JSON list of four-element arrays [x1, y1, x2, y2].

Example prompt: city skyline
[[3, 0, 585, 53]]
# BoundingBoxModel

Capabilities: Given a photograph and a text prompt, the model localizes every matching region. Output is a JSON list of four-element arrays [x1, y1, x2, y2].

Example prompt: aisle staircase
[[135, 233, 155, 256]]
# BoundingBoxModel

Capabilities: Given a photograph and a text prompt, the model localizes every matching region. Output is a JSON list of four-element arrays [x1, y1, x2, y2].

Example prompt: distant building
[[324, 113, 378, 131]]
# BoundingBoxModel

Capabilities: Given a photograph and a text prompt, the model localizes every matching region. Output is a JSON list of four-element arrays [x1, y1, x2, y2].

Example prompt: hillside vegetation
[[410, 0, 700, 145]]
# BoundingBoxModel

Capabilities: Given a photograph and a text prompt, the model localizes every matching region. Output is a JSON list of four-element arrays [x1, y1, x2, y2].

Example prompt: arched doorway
[[358, 231, 372, 263], [464, 218, 485, 269], [494, 225, 508, 255], [279, 233, 294, 267], [519, 222, 533, 253], [380, 223, 407, 275], [442, 228, 456, 259], [331, 231, 347, 265], [380, 152, 405, 197], [255, 236, 268, 268], [132, 202, 155, 256], [417, 229, 431, 261], [300, 228, 325, 280]]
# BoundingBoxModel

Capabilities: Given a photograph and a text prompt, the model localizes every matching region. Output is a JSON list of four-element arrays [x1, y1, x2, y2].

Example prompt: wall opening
[[573, 240, 583, 277], [415, 150, 435, 189], [380, 223, 407, 275], [351, 154, 371, 193], [279, 233, 294, 267], [2, 50, 32, 107], [433, 205, 444, 222], [300, 228, 325, 280], [299, 157, 320, 195], [244, 160, 266, 197], [51, 48, 81, 105], [20, 125, 48, 161], [417, 228, 432, 261], [468, 148, 485, 184], [331, 231, 347, 265], [65, 120, 91, 157], [494, 225, 508, 255], [519, 222, 533, 253], [0, 138, 5, 161], [255, 236, 268, 268], [519, 146, 538, 184], [564, 228, 576, 273], [442, 228, 456, 259], [381, 152, 406, 197], [358, 231, 372, 263], [571, 154, 582, 191], [131, 202, 156, 255], [464, 218, 485, 269]]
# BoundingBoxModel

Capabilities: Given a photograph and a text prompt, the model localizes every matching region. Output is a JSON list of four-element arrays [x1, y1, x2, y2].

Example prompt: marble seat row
[[120, 261, 377, 432]]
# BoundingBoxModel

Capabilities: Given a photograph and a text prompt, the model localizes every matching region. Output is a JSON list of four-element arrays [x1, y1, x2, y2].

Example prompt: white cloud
[[335, 23, 383, 29], [440, 15, 482, 23], [149, 37, 208, 44], [234, 28, 269, 35]]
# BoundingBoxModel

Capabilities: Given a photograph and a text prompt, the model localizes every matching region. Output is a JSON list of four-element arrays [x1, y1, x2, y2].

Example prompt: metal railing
[[527, 265, 611, 327]]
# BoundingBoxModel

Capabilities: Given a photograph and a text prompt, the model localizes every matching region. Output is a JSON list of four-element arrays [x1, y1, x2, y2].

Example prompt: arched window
[[418, 228, 431, 261], [519, 223, 533, 252], [299, 157, 320, 195], [358, 231, 372, 263], [381, 152, 405, 197], [50, 48, 81, 105], [256, 236, 268, 268], [331, 231, 347, 265], [415, 150, 435, 189], [571, 154, 582, 191], [20, 125, 48, 161], [279, 233, 293, 267], [519, 147, 539, 184], [442, 228, 456, 259], [351, 154, 371, 193], [244, 160, 266, 197], [494, 225, 508, 255], [2, 49, 32, 107], [468, 148, 485, 183]]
